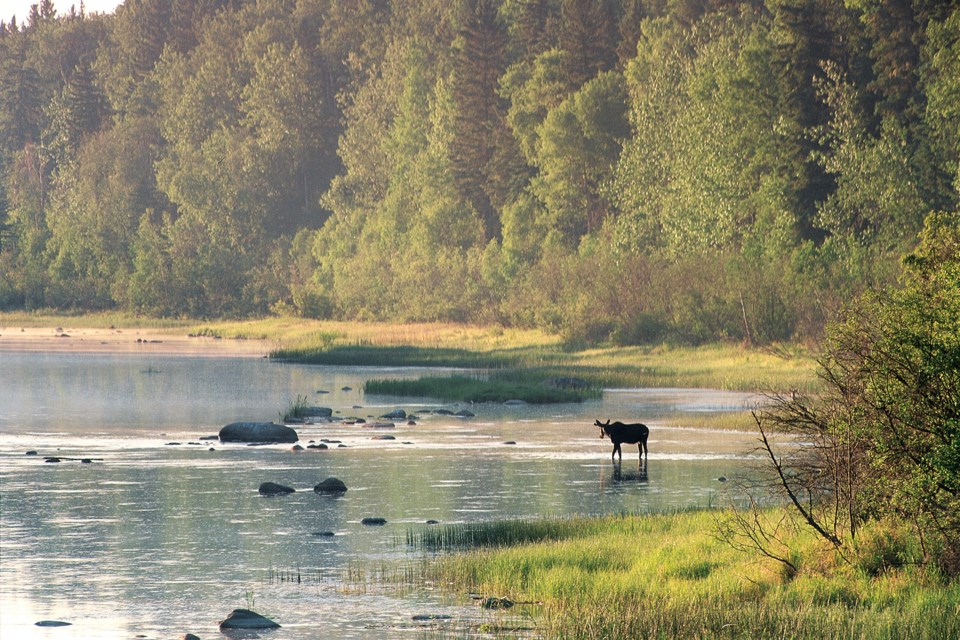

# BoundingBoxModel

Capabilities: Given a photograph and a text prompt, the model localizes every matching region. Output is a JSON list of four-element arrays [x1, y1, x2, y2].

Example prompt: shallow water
[[0, 352, 763, 639]]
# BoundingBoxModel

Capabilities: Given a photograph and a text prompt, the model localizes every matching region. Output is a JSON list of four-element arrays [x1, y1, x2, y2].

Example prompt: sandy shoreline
[[0, 326, 274, 357]]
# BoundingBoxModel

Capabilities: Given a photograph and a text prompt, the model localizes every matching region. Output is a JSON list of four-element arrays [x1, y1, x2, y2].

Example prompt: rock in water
[[219, 422, 298, 444], [314, 477, 348, 494], [258, 482, 295, 495], [361, 517, 387, 526], [219, 608, 280, 629], [35, 621, 71, 627]]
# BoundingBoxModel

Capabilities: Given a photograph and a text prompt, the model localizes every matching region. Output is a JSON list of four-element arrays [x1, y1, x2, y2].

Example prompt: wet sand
[[0, 325, 273, 357]]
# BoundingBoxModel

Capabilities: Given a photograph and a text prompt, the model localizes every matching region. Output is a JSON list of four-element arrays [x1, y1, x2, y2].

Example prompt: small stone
[[371, 434, 395, 440], [718, 476, 727, 482], [425, 520, 440, 525], [44, 457, 61, 463], [25, 450, 38, 456], [481, 597, 515, 610], [341, 386, 352, 391], [80, 459, 92, 464], [361, 517, 387, 526], [181, 634, 201, 640], [307, 443, 329, 450], [258, 482, 295, 495], [503, 441, 517, 445], [291, 444, 304, 451], [412, 614, 453, 621], [312, 531, 335, 537], [314, 477, 348, 494], [35, 621, 71, 627]]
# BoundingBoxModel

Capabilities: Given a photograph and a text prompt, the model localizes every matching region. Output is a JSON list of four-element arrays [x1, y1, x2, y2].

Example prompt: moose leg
[[612, 443, 621, 462]]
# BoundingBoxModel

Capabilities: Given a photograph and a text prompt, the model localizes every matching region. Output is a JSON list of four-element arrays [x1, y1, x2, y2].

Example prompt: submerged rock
[[363, 422, 395, 429], [314, 477, 348, 494], [412, 614, 453, 621], [219, 422, 298, 444], [258, 482, 295, 495], [371, 434, 396, 440], [35, 621, 71, 627], [361, 517, 387, 526], [219, 608, 280, 629]]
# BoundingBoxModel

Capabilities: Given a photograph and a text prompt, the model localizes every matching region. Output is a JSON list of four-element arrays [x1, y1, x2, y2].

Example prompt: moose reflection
[[612, 458, 648, 484], [596, 419, 649, 462]]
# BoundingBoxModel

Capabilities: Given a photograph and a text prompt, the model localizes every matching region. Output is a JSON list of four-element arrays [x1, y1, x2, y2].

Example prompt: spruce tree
[[450, 0, 509, 240]]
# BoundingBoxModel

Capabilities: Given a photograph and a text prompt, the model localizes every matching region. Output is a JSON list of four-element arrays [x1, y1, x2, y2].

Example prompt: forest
[[1, 0, 957, 345]]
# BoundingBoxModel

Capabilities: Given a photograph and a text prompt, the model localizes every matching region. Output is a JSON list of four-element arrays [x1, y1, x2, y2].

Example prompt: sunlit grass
[[405, 510, 959, 639]]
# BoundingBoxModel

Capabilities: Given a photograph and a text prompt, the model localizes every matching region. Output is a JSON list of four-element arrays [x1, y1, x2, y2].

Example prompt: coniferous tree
[[558, 0, 616, 89], [450, 0, 509, 240]]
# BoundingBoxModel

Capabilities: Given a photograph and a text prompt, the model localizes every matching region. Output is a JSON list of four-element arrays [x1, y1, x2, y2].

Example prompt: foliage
[[0, 0, 956, 343], [743, 212, 960, 573]]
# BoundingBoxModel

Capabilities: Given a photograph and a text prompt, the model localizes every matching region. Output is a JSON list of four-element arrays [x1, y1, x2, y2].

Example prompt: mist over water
[[1, 353, 761, 639]]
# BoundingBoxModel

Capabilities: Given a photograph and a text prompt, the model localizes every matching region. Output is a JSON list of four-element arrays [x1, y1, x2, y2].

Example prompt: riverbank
[[0, 313, 819, 400], [404, 510, 959, 639], [0, 325, 273, 356]]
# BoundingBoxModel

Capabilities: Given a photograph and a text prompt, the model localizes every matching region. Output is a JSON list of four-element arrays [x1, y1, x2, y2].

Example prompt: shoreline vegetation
[[397, 510, 959, 639], [0, 312, 818, 407]]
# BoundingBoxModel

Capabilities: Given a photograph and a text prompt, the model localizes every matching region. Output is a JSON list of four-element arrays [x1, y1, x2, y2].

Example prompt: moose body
[[596, 419, 649, 461]]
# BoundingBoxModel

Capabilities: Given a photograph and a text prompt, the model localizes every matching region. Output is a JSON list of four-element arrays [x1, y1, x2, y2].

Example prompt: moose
[[596, 419, 649, 462]]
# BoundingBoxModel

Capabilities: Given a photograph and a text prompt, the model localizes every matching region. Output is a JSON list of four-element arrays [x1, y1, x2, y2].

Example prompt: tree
[[530, 70, 628, 245], [746, 211, 960, 573], [450, 0, 509, 240]]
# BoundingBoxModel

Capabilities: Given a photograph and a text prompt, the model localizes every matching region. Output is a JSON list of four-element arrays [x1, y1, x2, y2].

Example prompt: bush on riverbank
[[410, 510, 959, 639]]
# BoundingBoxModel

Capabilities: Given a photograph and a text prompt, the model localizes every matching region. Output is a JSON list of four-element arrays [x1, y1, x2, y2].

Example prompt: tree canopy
[[0, 0, 956, 343]]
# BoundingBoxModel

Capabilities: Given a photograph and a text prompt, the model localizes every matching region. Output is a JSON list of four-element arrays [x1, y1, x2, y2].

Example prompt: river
[[0, 352, 763, 639]]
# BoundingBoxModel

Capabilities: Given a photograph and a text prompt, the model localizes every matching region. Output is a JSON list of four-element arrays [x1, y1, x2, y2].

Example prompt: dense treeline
[[1, 0, 957, 344]]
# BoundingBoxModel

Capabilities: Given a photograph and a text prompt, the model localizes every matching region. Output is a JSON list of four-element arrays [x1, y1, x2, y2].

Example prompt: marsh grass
[[405, 511, 959, 639], [272, 325, 818, 394], [365, 374, 602, 404]]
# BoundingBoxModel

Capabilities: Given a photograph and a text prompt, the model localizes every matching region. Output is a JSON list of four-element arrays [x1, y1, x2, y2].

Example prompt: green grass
[[406, 510, 959, 639], [365, 374, 602, 403]]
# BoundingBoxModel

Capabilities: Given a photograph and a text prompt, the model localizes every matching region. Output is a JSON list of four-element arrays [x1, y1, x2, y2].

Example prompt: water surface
[[1, 352, 762, 639]]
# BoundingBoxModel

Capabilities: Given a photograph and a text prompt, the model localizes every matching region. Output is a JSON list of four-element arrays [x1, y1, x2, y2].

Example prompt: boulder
[[219, 608, 280, 630], [259, 482, 295, 495], [314, 477, 348, 494], [300, 406, 333, 418], [219, 422, 298, 444], [380, 408, 406, 420]]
